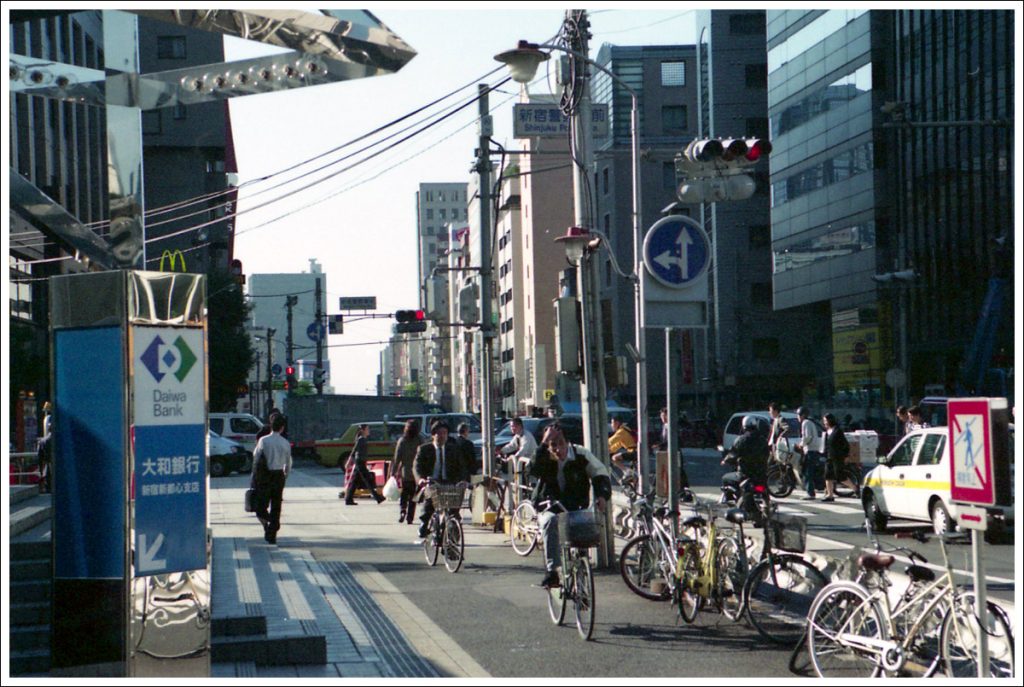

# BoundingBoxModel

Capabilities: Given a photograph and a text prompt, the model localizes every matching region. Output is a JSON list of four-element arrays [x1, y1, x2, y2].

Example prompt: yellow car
[[314, 422, 428, 477]]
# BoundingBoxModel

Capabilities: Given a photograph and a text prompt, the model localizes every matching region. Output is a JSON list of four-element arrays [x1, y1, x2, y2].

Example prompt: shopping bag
[[383, 476, 401, 502]]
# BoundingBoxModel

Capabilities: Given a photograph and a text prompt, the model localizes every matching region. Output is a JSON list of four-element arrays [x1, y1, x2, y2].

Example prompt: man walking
[[345, 424, 385, 505], [253, 414, 292, 544], [795, 407, 822, 500]]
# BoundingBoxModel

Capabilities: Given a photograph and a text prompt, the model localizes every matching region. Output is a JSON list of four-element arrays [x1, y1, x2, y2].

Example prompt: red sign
[[947, 398, 995, 507]]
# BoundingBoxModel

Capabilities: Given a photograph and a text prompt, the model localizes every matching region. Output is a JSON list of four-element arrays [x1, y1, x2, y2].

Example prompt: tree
[[206, 268, 255, 412]]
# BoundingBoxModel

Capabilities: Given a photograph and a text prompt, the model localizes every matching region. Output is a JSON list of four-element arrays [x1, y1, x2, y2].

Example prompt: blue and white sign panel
[[643, 215, 710, 289], [133, 326, 206, 576], [307, 321, 326, 342]]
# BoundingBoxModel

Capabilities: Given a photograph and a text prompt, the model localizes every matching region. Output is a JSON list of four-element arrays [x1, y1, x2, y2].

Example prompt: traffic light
[[313, 367, 326, 386], [285, 365, 298, 391], [394, 309, 427, 334], [674, 137, 771, 203]]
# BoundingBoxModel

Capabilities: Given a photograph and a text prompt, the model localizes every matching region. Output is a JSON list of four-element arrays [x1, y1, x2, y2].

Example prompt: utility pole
[[476, 83, 495, 477], [566, 9, 613, 567], [285, 295, 297, 366], [265, 327, 275, 417], [315, 278, 324, 395], [253, 350, 262, 413]]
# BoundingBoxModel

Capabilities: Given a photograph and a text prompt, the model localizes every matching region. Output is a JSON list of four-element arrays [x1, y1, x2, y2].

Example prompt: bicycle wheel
[[423, 516, 439, 567], [547, 570, 566, 626], [443, 516, 464, 573], [510, 501, 539, 557], [939, 596, 1015, 677], [767, 464, 794, 498], [716, 536, 745, 621], [745, 554, 828, 646], [675, 542, 701, 624], [573, 556, 596, 640], [807, 582, 885, 678], [619, 535, 670, 601]]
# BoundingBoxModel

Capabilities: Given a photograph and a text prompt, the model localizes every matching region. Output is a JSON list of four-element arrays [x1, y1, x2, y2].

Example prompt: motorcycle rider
[[721, 415, 770, 515]]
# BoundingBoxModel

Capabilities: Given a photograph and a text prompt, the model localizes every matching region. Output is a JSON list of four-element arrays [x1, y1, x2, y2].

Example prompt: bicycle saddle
[[858, 553, 896, 571], [682, 515, 707, 529], [725, 508, 747, 525], [905, 564, 936, 583]]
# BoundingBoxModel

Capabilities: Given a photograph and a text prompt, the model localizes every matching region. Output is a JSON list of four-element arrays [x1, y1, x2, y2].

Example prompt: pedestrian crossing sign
[[947, 398, 995, 506]]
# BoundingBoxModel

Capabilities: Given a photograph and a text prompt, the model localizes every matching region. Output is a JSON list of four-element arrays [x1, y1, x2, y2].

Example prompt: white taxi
[[861, 427, 1013, 536]]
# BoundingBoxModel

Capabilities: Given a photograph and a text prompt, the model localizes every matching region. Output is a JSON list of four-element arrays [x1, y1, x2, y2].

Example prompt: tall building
[[248, 259, 330, 387], [767, 9, 1015, 417], [592, 43, 699, 409], [695, 10, 816, 412], [495, 175, 527, 414]]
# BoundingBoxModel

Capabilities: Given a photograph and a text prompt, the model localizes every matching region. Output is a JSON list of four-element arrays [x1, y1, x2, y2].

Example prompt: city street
[[210, 453, 1016, 677]]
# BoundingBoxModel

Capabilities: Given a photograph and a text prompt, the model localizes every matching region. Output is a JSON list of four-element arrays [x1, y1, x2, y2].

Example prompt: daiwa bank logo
[[141, 335, 197, 383]]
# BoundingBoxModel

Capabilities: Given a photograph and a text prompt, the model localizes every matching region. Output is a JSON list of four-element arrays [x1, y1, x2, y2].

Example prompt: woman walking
[[390, 420, 423, 524]]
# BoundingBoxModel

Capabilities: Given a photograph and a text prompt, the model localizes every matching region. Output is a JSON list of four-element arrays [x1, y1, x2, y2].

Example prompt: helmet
[[742, 415, 759, 431]]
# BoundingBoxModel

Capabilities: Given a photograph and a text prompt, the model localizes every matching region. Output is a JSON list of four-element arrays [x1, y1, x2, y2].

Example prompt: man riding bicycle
[[414, 421, 472, 543], [530, 422, 612, 588]]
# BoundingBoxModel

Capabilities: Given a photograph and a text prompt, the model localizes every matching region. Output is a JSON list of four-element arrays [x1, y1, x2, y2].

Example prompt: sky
[[227, 5, 700, 395]]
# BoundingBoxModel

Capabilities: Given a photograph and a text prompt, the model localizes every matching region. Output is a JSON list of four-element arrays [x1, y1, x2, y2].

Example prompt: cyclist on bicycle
[[530, 422, 612, 588], [721, 415, 769, 511], [414, 421, 472, 543]]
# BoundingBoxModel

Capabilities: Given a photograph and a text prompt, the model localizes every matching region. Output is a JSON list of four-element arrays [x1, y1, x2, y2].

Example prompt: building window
[[751, 282, 772, 309], [663, 162, 677, 190], [602, 168, 609, 195], [141, 110, 161, 134], [439, 209, 447, 220], [729, 13, 765, 35], [660, 61, 685, 86], [745, 64, 767, 89], [752, 337, 779, 360], [426, 208, 433, 220], [748, 224, 771, 248], [425, 191, 433, 202], [662, 105, 687, 133], [157, 36, 187, 59], [172, 102, 187, 120], [439, 191, 446, 202]]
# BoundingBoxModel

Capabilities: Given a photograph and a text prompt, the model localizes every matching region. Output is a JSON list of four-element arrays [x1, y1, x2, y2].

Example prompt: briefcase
[[244, 487, 257, 513]]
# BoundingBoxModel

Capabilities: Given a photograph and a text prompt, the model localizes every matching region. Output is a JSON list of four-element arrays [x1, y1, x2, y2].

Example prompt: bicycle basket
[[767, 513, 807, 553], [430, 483, 466, 510], [557, 510, 601, 548]]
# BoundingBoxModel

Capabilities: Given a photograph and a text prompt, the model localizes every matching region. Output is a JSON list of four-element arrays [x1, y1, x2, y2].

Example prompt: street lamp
[[496, 39, 651, 494]]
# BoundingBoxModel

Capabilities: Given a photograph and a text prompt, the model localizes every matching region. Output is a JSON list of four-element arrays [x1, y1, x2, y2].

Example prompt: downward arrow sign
[[138, 533, 166, 572]]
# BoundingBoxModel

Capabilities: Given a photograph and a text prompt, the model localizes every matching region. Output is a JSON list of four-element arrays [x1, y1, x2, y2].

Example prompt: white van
[[720, 410, 801, 454], [209, 413, 264, 461]]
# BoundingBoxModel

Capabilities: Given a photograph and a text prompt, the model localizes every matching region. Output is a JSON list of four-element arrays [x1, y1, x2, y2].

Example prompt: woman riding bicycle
[[530, 422, 612, 589]]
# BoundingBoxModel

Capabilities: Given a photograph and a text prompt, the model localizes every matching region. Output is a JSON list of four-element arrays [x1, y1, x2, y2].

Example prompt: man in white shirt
[[253, 415, 292, 544], [795, 407, 822, 500], [500, 417, 538, 464]]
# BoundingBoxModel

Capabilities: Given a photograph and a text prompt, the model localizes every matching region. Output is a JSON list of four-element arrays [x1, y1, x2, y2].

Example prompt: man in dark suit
[[344, 424, 385, 505], [413, 421, 470, 541], [454, 423, 479, 476]]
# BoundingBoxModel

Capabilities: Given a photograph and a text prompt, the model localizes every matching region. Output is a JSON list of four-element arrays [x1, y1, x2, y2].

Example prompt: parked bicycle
[[542, 501, 602, 640], [618, 477, 678, 602], [420, 480, 468, 573], [805, 523, 1015, 678]]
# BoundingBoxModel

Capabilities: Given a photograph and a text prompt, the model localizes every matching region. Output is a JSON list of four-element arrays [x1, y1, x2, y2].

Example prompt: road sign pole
[[971, 530, 990, 677]]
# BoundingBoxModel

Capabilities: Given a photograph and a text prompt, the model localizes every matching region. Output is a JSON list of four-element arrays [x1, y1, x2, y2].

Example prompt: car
[[393, 413, 483, 441], [209, 430, 251, 478], [314, 422, 430, 485], [861, 427, 1014, 536], [209, 412, 264, 455], [720, 410, 802, 454]]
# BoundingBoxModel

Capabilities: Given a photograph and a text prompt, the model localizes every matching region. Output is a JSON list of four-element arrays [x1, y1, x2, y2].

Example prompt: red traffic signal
[[395, 309, 426, 323], [285, 366, 295, 375], [745, 138, 773, 162]]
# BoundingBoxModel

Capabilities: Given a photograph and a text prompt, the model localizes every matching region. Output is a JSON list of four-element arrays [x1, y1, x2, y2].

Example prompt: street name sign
[[133, 326, 206, 576], [338, 296, 377, 310], [513, 103, 609, 138], [947, 398, 995, 507]]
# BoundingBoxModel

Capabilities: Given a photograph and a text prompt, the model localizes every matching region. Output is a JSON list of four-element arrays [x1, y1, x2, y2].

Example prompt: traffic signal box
[[393, 309, 427, 334], [674, 137, 772, 204]]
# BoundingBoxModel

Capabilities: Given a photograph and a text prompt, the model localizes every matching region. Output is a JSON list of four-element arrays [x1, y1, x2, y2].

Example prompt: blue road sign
[[271, 363, 283, 378], [307, 321, 326, 342], [642, 215, 710, 289]]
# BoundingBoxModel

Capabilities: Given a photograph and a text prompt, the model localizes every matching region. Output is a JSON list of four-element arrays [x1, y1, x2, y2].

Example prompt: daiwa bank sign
[[133, 326, 206, 575]]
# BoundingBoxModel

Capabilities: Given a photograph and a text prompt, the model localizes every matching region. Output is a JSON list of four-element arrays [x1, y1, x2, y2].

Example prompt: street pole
[[565, 10, 612, 567], [476, 83, 495, 477], [628, 84, 649, 496], [666, 329, 681, 538], [285, 295, 297, 366], [265, 328, 275, 416], [315, 277, 324, 395]]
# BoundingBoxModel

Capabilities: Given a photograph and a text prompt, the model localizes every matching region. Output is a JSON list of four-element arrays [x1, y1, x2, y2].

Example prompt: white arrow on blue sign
[[642, 215, 710, 289], [307, 321, 326, 342]]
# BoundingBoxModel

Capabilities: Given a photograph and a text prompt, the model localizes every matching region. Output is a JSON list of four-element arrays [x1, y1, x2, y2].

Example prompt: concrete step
[[11, 484, 41, 505], [212, 614, 267, 638], [11, 601, 50, 626], [211, 632, 327, 666], [10, 624, 50, 652], [11, 539, 51, 561], [11, 558, 50, 581], [9, 579, 52, 604], [9, 648, 51, 676], [10, 493, 52, 538]]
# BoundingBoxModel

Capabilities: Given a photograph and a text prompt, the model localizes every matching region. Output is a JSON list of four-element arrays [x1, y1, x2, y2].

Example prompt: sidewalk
[[209, 464, 490, 678]]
